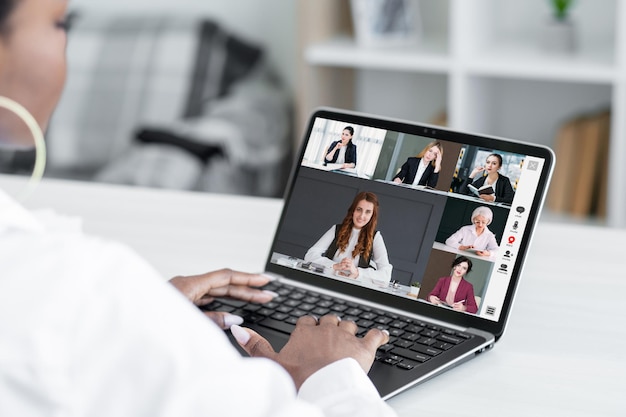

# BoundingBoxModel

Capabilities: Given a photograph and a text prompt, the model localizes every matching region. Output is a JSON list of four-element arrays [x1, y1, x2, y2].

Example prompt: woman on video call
[[393, 141, 443, 188], [323, 125, 357, 168], [460, 153, 515, 204], [428, 256, 478, 314], [305, 191, 392, 287], [445, 206, 499, 257]]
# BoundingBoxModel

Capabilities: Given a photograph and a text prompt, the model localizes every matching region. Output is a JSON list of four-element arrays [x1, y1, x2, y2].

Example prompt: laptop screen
[[266, 108, 553, 336]]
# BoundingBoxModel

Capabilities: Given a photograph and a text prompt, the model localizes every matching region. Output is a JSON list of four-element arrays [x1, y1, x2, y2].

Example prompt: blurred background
[[1, 0, 624, 228]]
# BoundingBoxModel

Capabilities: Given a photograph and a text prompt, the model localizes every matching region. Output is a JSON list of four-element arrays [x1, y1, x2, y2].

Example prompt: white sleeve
[[304, 225, 337, 268], [359, 232, 393, 286], [67, 241, 393, 417], [445, 227, 464, 248], [486, 230, 499, 252], [299, 358, 397, 417], [1, 209, 396, 417]]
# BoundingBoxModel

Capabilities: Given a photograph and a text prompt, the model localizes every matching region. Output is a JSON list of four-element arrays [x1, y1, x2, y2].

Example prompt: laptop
[[207, 107, 554, 399]]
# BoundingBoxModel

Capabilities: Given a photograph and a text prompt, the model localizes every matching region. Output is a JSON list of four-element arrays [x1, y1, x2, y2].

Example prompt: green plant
[[550, 0, 574, 21], [411, 281, 421, 288]]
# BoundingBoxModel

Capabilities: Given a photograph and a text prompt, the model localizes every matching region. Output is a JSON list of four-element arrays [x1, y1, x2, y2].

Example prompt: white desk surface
[[2, 174, 624, 417]]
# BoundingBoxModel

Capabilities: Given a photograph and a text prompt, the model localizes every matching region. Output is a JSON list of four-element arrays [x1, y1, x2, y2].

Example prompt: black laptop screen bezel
[[265, 107, 554, 340]]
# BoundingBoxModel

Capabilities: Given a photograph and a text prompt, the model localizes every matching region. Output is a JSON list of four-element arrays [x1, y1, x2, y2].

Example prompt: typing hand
[[230, 315, 389, 390], [169, 269, 276, 329]]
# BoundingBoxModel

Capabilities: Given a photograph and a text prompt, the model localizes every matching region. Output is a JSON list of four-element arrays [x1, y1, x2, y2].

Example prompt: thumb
[[203, 311, 244, 330], [230, 325, 278, 360]]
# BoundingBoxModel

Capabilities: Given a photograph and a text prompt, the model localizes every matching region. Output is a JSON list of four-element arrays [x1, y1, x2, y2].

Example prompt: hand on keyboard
[[230, 314, 390, 389], [169, 269, 278, 329]]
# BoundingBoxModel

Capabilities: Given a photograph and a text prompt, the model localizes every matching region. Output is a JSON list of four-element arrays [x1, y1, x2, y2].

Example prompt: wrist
[[168, 276, 197, 302]]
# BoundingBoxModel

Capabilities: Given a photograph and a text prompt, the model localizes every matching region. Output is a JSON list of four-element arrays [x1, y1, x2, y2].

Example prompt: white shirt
[[336, 146, 347, 164], [445, 224, 499, 252], [411, 159, 429, 186], [304, 226, 393, 286], [0, 188, 396, 417]]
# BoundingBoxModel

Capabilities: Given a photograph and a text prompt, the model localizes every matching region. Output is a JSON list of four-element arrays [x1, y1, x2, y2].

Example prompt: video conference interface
[[270, 117, 547, 322]]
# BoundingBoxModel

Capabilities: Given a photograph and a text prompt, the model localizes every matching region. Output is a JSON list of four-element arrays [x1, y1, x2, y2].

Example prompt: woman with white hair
[[445, 206, 499, 257]]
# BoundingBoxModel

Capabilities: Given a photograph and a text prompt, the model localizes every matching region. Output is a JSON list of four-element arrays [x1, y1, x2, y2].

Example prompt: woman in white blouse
[[0, 1, 393, 415], [305, 191, 393, 287], [445, 206, 499, 257]]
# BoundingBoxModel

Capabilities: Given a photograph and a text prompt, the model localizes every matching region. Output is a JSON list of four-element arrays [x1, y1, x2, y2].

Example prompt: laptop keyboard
[[203, 281, 473, 371]]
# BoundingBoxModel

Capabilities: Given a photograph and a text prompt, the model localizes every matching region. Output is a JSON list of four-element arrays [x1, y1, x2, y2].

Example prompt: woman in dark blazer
[[324, 126, 357, 168], [392, 141, 443, 188], [460, 153, 515, 204]]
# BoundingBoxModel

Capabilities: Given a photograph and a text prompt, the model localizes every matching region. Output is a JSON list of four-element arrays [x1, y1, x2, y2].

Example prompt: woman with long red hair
[[305, 191, 392, 286]]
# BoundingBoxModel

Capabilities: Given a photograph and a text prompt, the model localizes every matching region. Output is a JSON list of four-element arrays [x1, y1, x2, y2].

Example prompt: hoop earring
[[0, 96, 46, 200]]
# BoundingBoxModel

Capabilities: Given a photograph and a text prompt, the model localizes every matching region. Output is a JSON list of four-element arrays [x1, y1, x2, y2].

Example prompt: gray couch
[[45, 13, 292, 197]]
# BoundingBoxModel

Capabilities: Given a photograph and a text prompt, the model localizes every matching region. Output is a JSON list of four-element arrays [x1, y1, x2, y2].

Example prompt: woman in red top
[[428, 256, 478, 314]]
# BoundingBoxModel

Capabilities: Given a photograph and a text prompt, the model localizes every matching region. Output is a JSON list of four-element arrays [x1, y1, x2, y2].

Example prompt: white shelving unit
[[298, 0, 626, 228]]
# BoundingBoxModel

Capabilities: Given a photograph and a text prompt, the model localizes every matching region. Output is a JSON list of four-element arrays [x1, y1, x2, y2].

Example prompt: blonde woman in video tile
[[392, 141, 443, 188]]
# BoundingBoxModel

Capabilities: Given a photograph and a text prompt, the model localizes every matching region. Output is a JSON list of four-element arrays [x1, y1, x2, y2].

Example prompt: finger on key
[[338, 318, 358, 334]]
